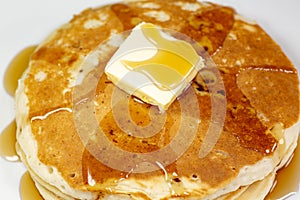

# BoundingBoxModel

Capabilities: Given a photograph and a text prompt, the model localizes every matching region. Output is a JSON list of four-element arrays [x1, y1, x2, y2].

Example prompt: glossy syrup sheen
[[1, 46, 37, 161], [121, 23, 200, 90], [0, 120, 19, 162], [266, 137, 300, 200], [0, 45, 42, 200], [4, 45, 37, 96], [20, 172, 43, 200], [0, 45, 299, 199]]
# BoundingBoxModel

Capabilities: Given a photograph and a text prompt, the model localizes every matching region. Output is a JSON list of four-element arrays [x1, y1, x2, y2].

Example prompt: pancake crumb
[[143, 11, 170, 22], [84, 19, 105, 29], [34, 71, 47, 82], [242, 24, 257, 33], [137, 2, 160, 9], [174, 1, 201, 11]]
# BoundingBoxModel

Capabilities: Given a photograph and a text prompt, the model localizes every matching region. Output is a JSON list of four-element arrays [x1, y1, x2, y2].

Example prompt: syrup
[[4, 45, 37, 96], [0, 45, 41, 199], [266, 137, 300, 200], [0, 45, 299, 199], [1, 46, 36, 161], [0, 120, 19, 161], [20, 172, 43, 200]]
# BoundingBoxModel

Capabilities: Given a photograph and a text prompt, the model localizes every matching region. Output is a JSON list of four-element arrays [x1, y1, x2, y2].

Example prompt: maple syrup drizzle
[[20, 172, 43, 200], [0, 45, 299, 200]]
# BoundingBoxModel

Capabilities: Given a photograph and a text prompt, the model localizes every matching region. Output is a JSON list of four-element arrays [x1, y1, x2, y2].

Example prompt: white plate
[[0, 0, 299, 199]]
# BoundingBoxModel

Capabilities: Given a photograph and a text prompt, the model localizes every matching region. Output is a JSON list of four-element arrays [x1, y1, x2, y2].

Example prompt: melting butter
[[105, 22, 203, 109], [121, 23, 199, 90]]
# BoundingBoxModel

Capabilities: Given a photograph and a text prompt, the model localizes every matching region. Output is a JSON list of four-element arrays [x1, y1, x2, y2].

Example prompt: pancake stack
[[15, 0, 299, 199]]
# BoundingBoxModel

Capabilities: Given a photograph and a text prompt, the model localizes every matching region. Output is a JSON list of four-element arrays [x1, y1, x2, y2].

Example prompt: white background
[[0, 0, 299, 199]]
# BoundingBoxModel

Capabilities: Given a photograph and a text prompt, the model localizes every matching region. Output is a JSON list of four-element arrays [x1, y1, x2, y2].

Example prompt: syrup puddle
[[0, 120, 19, 162], [20, 172, 43, 200], [266, 137, 300, 200], [4, 45, 36, 96], [0, 45, 299, 200], [0, 45, 43, 200]]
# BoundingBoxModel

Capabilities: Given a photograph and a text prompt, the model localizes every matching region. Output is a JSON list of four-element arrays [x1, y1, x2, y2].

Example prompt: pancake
[[15, 0, 299, 199]]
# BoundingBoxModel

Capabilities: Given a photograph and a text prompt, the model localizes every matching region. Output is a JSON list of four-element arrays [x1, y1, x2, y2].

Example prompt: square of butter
[[105, 23, 204, 110]]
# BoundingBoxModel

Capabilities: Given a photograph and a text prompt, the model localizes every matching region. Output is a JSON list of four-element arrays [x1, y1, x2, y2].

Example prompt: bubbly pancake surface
[[16, 0, 299, 199]]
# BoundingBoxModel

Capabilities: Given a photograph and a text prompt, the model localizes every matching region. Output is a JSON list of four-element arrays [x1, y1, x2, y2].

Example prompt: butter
[[105, 22, 204, 110]]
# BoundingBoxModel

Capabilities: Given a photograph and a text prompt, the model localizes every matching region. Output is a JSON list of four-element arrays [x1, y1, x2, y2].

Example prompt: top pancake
[[16, 0, 299, 199]]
